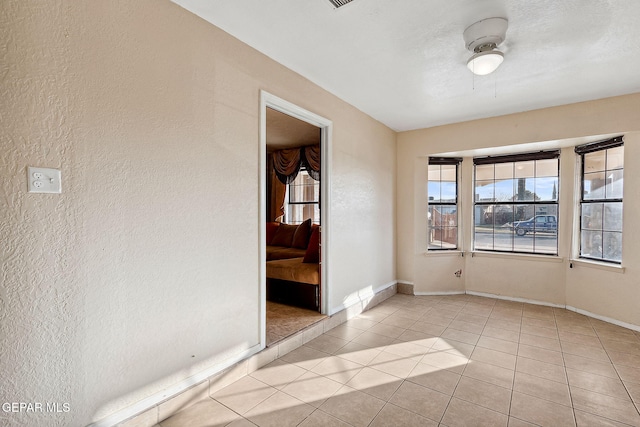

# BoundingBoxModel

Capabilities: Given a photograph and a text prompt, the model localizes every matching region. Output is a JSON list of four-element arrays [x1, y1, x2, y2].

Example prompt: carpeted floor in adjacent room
[[266, 301, 326, 346]]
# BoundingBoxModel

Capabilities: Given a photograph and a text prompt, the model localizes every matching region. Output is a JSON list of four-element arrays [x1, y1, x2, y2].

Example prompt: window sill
[[470, 251, 564, 263], [569, 259, 625, 274]]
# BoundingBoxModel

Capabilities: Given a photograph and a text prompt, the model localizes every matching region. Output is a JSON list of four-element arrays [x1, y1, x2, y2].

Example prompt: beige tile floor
[[157, 294, 640, 426]]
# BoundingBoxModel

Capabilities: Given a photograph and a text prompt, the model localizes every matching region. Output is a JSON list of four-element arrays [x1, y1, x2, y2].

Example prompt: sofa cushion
[[266, 222, 280, 245], [303, 226, 320, 263], [266, 257, 319, 285], [292, 218, 312, 249], [270, 223, 297, 247], [266, 246, 307, 261]]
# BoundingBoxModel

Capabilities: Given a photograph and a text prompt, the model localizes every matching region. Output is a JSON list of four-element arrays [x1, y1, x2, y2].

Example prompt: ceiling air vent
[[328, 0, 355, 8]]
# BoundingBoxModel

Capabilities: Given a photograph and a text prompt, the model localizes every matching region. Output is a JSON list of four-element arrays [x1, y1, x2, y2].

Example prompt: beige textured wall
[[397, 93, 640, 326], [0, 1, 396, 425]]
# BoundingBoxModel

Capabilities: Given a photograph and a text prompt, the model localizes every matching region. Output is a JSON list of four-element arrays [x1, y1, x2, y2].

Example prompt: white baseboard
[[566, 305, 640, 333], [105, 280, 397, 427], [466, 291, 565, 308], [414, 291, 465, 296], [401, 287, 640, 332], [396, 280, 414, 285], [329, 280, 397, 315], [374, 280, 398, 294], [90, 343, 263, 427], [466, 291, 639, 331], [95, 283, 640, 427]]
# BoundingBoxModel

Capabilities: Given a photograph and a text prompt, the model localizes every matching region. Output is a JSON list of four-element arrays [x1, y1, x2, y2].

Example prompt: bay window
[[473, 151, 560, 255]]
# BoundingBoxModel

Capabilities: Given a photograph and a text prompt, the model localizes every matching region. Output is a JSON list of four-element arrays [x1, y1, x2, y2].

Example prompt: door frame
[[259, 91, 333, 348]]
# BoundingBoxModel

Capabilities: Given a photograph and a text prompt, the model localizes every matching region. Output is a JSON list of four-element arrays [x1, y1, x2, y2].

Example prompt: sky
[[474, 177, 558, 202], [428, 177, 559, 203]]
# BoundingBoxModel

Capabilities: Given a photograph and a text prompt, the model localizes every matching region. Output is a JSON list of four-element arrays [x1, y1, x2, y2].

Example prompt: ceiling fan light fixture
[[463, 17, 508, 76], [467, 49, 504, 76]]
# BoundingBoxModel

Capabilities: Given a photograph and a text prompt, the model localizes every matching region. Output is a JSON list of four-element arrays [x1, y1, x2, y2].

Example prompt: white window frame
[[472, 151, 560, 256], [428, 157, 461, 250], [284, 168, 320, 225], [575, 136, 624, 264]]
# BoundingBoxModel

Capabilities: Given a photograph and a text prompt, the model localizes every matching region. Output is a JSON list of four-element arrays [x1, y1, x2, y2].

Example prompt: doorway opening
[[260, 92, 332, 347]]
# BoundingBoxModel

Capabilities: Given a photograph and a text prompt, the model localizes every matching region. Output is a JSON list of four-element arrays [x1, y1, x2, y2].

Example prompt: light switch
[[28, 167, 62, 194]]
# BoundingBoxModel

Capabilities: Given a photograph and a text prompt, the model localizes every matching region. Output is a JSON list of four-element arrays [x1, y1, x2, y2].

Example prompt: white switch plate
[[28, 167, 62, 193]]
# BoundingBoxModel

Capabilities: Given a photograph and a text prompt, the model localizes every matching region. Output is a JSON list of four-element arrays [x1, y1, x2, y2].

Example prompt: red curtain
[[267, 156, 287, 222], [269, 145, 320, 221], [273, 148, 302, 184], [272, 145, 320, 184], [303, 145, 320, 181]]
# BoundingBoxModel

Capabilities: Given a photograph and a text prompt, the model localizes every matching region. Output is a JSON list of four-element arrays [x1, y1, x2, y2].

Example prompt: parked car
[[510, 215, 557, 236]]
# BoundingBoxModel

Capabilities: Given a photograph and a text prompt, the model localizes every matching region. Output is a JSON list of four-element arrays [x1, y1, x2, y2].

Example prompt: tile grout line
[[321, 300, 398, 427], [286, 311, 366, 427], [554, 304, 578, 427], [437, 297, 481, 425], [590, 316, 640, 419], [160, 294, 640, 427], [508, 301, 524, 424], [365, 299, 416, 426]]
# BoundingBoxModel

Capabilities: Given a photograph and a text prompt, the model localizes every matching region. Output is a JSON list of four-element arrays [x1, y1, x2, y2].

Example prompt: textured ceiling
[[172, 0, 640, 131]]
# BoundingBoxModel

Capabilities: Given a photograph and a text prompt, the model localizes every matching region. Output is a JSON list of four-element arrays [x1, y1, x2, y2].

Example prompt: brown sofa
[[266, 219, 319, 263], [265, 257, 319, 285], [266, 220, 308, 260], [265, 220, 320, 309]]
